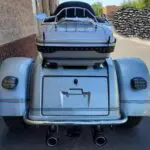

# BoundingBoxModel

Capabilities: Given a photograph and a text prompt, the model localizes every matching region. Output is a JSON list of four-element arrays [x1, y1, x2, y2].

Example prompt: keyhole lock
[[74, 79, 78, 85]]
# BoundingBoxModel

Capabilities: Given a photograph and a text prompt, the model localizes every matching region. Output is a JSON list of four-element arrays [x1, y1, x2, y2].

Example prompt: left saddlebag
[[0, 57, 33, 116]]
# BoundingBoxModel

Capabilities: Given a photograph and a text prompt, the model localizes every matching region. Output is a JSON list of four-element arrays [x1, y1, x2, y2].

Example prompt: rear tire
[[3, 117, 27, 130], [121, 117, 142, 128]]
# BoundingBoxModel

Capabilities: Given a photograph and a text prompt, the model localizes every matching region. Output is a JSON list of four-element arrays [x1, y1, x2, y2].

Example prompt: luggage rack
[[42, 7, 99, 32], [54, 7, 98, 22]]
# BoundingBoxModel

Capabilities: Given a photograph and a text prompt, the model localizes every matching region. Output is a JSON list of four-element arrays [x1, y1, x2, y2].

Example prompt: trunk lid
[[42, 77, 109, 116]]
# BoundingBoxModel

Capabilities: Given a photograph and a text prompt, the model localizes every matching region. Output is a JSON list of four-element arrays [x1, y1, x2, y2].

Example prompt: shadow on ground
[[0, 118, 150, 150]]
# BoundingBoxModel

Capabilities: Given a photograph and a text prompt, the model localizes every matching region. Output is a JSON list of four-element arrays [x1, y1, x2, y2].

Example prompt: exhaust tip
[[47, 137, 58, 147], [95, 136, 107, 147]]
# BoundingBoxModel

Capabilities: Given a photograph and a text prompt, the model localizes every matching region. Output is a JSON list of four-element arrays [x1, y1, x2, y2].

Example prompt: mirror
[[36, 13, 48, 21]]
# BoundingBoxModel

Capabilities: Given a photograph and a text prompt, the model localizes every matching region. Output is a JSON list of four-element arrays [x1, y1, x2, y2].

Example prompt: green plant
[[91, 2, 103, 16], [143, 0, 150, 7], [121, 0, 150, 9]]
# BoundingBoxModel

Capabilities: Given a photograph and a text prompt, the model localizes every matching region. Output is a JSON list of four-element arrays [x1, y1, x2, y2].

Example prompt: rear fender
[[114, 58, 150, 116], [0, 57, 33, 116]]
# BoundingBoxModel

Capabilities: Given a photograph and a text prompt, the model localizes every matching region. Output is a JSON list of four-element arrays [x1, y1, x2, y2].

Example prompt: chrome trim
[[36, 42, 116, 49], [45, 7, 98, 23], [42, 7, 99, 32], [29, 107, 120, 112], [23, 115, 128, 125]]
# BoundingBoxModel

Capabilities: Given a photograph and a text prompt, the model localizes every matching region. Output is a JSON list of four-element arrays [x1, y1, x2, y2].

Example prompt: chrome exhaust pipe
[[46, 136, 58, 147], [46, 125, 59, 147], [92, 126, 107, 147], [94, 135, 107, 147]]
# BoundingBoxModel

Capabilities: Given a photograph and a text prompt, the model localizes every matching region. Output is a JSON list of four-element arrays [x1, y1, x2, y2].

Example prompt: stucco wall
[[0, 0, 58, 61], [34, 0, 58, 15], [0, 0, 35, 45]]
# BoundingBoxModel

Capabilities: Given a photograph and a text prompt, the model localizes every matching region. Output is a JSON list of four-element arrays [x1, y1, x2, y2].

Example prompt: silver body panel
[[115, 58, 150, 116], [42, 51, 110, 66], [36, 7, 116, 67], [37, 21, 114, 44], [0, 58, 33, 116], [28, 56, 120, 122], [37, 7, 115, 46], [0, 57, 150, 125], [0, 6, 150, 125], [42, 77, 109, 116]]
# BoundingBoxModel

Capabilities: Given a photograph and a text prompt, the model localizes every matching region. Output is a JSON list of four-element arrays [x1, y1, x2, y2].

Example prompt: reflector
[[131, 77, 147, 90]]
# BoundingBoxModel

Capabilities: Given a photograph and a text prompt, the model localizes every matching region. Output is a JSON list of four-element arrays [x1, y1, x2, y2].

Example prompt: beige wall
[[0, 0, 57, 61], [35, 0, 58, 15], [0, 0, 35, 45]]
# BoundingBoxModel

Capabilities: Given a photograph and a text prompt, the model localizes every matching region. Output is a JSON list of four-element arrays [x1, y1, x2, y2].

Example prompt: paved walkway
[[112, 33, 150, 70]]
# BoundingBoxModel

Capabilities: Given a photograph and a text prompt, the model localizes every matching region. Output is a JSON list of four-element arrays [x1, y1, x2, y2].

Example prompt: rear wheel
[[121, 117, 142, 128], [3, 117, 27, 130]]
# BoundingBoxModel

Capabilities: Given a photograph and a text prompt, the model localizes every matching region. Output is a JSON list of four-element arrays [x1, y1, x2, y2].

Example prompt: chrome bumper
[[23, 115, 128, 126]]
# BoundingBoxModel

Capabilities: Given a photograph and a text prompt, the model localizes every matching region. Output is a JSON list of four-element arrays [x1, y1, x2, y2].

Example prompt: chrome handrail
[[52, 7, 98, 32], [54, 7, 98, 23]]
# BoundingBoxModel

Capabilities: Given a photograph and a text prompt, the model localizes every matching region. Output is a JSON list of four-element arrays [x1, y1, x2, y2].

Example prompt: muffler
[[92, 126, 107, 147], [66, 126, 82, 138], [46, 125, 59, 147]]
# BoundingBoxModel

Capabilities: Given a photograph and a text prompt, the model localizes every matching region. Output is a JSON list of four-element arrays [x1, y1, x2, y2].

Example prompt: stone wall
[[113, 8, 150, 40]]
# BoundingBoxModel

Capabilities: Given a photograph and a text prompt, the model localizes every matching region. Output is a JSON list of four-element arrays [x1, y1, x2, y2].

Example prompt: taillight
[[2, 76, 18, 90]]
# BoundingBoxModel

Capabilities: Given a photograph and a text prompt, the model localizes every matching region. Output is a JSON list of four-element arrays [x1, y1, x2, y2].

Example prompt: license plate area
[[42, 77, 109, 116]]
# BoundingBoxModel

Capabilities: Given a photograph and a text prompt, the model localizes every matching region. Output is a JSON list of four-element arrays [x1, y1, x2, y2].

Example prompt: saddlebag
[[115, 58, 150, 116], [0, 58, 33, 116]]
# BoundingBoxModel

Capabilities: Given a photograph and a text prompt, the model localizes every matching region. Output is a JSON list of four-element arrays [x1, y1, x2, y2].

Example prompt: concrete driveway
[[0, 118, 150, 150], [0, 36, 150, 150], [112, 34, 150, 70]]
